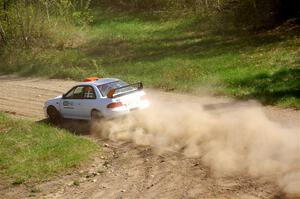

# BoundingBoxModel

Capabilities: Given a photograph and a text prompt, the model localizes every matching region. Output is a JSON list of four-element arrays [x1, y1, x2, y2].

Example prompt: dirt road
[[0, 75, 299, 199]]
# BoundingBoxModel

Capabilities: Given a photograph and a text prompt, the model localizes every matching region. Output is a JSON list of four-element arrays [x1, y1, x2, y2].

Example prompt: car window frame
[[63, 85, 97, 100], [97, 80, 130, 97], [63, 86, 77, 99]]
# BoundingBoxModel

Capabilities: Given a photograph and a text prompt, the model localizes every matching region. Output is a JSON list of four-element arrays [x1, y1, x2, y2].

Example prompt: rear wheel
[[91, 110, 103, 122], [47, 106, 61, 124]]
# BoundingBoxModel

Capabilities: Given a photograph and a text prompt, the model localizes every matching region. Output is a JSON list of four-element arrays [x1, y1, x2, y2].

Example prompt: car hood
[[45, 95, 62, 105]]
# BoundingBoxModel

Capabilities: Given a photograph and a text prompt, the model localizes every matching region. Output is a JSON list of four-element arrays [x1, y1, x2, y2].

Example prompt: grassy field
[[0, 113, 97, 185], [0, 9, 299, 108]]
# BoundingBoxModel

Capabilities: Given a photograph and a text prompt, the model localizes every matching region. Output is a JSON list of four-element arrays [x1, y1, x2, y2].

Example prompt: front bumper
[[43, 106, 48, 118]]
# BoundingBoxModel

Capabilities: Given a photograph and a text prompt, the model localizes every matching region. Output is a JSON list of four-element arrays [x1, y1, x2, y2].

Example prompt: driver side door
[[60, 86, 85, 119]]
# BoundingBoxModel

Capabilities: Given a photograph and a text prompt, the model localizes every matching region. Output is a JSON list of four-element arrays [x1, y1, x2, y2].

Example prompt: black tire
[[47, 106, 61, 124], [91, 110, 103, 122]]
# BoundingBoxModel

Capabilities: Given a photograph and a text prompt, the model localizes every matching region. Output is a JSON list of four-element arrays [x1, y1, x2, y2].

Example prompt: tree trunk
[[45, 0, 50, 21], [0, 20, 6, 45], [16, 2, 28, 47]]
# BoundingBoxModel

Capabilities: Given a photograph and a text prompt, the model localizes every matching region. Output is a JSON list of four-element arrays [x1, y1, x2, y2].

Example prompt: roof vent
[[83, 77, 100, 82]]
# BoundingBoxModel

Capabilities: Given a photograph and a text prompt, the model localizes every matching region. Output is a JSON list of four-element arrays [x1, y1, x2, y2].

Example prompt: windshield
[[97, 81, 134, 97]]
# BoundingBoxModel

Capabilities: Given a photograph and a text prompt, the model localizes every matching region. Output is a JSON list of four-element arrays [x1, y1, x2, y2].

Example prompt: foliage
[[97, 0, 300, 29], [0, 2, 299, 108], [1, 9, 299, 108], [0, 0, 93, 47], [0, 112, 98, 184]]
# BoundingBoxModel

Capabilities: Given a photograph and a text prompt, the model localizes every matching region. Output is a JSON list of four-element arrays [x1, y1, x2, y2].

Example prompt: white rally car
[[44, 77, 150, 123]]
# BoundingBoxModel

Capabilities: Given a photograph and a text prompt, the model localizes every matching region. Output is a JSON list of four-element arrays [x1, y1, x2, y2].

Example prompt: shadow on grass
[[37, 119, 91, 136], [231, 67, 300, 106], [88, 8, 288, 64], [86, 20, 284, 66]]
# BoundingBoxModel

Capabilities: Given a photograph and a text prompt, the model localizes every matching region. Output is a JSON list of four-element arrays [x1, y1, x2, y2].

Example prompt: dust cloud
[[91, 93, 300, 196]]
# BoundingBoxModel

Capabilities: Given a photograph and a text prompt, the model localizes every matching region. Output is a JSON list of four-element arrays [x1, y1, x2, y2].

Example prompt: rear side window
[[97, 81, 133, 97], [83, 86, 96, 99]]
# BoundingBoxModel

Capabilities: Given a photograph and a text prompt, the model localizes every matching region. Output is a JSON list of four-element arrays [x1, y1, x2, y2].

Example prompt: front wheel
[[47, 106, 61, 124]]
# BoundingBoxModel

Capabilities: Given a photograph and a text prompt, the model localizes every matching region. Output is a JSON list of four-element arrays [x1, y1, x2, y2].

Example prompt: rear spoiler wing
[[107, 82, 143, 98]]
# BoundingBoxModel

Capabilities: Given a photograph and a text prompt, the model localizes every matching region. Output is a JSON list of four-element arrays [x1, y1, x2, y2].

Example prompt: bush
[[0, 0, 93, 48]]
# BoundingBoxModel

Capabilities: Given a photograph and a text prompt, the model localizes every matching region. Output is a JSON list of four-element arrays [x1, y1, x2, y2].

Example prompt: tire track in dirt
[[43, 141, 280, 199], [0, 75, 299, 126], [0, 75, 299, 199], [0, 96, 43, 107], [0, 76, 73, 120]]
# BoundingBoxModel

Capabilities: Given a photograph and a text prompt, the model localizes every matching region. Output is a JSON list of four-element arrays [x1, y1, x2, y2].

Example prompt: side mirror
[[62, 94, 66, 99]]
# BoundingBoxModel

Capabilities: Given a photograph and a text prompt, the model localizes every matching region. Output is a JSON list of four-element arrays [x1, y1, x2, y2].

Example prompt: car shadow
[[203, 102, 238, 110], [202, 99, 262, 112], [37, 118, 92, 136]]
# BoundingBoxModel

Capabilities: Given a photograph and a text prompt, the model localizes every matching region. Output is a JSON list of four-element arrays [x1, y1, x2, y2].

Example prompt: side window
[[83, 86, 96, 99], [64, 86, 85, 99], [73, 86, 85, 99]]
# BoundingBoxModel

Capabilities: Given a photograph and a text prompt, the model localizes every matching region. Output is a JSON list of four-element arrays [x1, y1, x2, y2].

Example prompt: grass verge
[[0, 113, 98, 185]]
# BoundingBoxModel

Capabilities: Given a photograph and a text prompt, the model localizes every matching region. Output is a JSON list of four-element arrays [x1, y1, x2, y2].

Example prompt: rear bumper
[[102, 100, 150, 119]]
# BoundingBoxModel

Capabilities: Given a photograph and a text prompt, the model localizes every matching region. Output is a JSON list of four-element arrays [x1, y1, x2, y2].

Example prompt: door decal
[[63, 101, 74, 109]]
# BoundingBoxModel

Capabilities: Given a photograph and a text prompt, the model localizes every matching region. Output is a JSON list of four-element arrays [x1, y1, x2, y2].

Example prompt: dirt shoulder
[[0, 75, 299, 199], [0, 75, 299, 126]]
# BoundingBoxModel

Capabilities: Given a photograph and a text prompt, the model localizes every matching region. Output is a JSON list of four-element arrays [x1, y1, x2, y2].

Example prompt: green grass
[[0, 9, 299, 108], [0, 113, 98, 184]]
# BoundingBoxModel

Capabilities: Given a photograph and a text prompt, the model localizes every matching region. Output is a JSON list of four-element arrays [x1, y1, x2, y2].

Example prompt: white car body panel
[[44, 78, 150, 120]]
